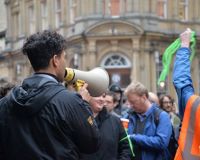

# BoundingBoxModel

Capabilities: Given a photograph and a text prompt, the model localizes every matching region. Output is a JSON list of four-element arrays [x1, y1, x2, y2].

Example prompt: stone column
[[77, 0, 82, 17], [150, 0, 157, 14], [150, 50, 159, 93], [48, 0, 54, 29], [62, 0, 67, 24], [34, 0, 40, 31], [81, 0, 86, 16], [131, 38, 140, 82], [142, 41, 151, 89], [88, 0, 94, 15], [133, 0, 140, 13], [88, 40, 96, 69], [82, 0, 89, 16]]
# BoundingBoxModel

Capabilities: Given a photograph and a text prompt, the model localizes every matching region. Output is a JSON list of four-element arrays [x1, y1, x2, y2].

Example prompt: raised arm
[[173, 28, 195, 118]]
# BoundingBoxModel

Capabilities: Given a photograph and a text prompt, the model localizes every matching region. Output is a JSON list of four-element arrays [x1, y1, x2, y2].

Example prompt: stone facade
[[1, 0, 200, 97]]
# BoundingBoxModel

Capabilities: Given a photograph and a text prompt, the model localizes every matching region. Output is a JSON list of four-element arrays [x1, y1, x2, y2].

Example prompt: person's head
[[148, 92, 159, 105], [124, 81, 151, 114], [89, 95, 105, 116], [0, 82, 15, 99], [103, 91, 118, 112], [22, 30, 67, 82], [109, 83, 123, 102], [159, 95, 174, 113]]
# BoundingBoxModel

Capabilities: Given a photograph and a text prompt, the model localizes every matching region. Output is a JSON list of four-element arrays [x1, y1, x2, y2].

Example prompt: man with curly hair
[[0, 30, 100, 160]]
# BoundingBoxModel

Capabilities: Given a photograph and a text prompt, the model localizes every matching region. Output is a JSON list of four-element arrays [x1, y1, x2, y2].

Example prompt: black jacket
[[0, 74, 99, 160], [80, 108, 131, 160]]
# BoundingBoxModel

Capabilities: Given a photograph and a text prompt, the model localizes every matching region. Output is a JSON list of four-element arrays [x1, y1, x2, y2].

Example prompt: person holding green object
[[123, 81, 172, 160], [158, 30, 196, 85], [173, 28, 200, 159]]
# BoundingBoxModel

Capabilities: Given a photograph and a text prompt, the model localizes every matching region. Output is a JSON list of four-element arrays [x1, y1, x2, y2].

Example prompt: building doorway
[[101, 53, 131, 88]]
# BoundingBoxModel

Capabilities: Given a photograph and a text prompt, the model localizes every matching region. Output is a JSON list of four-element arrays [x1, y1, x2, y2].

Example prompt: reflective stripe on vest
[[175, 95, 200, 160]]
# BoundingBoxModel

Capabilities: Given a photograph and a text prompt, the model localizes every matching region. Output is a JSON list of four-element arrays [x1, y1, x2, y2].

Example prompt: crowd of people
[[0, 28, 198, 160]]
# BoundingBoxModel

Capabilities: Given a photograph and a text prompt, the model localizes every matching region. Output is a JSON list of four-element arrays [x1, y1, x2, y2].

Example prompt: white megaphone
[[64, 67, 109, 97]]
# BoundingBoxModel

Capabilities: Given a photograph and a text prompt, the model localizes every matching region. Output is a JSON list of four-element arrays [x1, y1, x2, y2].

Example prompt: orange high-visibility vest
[[174, 95, 200, 160]]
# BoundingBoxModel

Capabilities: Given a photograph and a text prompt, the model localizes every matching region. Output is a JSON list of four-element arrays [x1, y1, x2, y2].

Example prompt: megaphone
[[64, 67, 109, 97]]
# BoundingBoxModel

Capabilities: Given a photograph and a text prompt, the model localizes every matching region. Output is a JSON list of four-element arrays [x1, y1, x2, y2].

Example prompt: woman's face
[[161, 96, 173, 113]]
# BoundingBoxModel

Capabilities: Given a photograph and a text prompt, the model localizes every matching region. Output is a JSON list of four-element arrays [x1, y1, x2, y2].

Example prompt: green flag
[[158, 31, 196, 85]]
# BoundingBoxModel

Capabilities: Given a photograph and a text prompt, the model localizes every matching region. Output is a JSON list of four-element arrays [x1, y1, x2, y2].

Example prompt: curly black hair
[[22, 30, 67, 71]]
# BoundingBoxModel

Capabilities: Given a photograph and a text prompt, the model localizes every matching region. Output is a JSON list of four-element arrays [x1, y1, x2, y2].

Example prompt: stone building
[[1, 0, 200, 98], [0, 0, 7, 84]]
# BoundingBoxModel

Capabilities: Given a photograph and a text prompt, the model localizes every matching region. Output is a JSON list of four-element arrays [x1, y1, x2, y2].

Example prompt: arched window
[[101, 54, 131, 68], [101, 53, 131, 88]]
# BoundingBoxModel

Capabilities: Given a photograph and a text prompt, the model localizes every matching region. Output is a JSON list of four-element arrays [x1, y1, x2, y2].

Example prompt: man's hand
[[180, 28, 192, 48], [78, 83, 91, 102], [128, 134, 135, 141]]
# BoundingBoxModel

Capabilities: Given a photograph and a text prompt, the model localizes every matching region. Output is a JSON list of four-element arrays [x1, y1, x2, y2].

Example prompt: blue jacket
[[125, 104, 172, 160], [173, 47, 194, 119]]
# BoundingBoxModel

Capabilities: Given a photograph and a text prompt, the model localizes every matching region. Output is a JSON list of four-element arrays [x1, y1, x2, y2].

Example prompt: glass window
[[94, 0, 103, 14], [28, 5, 35, 34], [125, 0, 134, 13], [110, 0, 120, 17], [157, 0, 167, 18], [104, 54, 128, 68], [69, 0, 76, 24], [101, 53, 131, 88], [55, 0, 62, 28], [41, 0, 48, 30]]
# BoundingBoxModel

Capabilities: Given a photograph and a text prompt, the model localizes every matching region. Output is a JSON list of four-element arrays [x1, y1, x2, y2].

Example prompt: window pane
[[41, 0, 48, 30], [110, 0, 120, 16], [157, 0, 167, 18], [55, 0, 61, 28], [29, 6, 35, 34]]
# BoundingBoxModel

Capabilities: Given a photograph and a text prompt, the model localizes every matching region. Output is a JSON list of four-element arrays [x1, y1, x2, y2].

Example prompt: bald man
[[148, 92, 159, 105]]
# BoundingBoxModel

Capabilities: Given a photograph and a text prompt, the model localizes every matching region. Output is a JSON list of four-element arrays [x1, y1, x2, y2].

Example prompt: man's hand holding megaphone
[[78, 83, 92, 103], [64, 67, 110, 97]]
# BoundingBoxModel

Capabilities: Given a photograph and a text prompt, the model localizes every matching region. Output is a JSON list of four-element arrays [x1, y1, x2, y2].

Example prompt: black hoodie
[[0, 74, 99, 160]]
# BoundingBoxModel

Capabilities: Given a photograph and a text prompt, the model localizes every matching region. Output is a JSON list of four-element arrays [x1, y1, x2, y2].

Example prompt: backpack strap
[[153, 107, 163, 126]]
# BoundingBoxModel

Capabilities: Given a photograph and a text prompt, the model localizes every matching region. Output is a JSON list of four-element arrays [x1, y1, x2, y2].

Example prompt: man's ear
[[52, 55, 59, 67]]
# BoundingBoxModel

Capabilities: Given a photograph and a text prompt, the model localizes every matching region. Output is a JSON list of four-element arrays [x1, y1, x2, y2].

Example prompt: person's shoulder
[[55, 85, 80, 97], [152, 105, 169, 118], [54, 86, 84, 103], [110, 112, 120, 119]]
